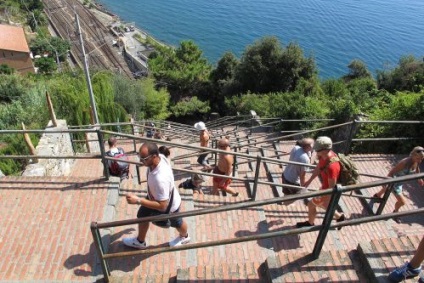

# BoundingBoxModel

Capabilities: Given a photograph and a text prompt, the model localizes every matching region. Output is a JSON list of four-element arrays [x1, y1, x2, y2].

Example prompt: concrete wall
[[22, 120, 75, 177]]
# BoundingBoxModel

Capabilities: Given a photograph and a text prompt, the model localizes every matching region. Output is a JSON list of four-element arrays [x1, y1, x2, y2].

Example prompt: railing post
[[251, 155, 262, 200], [376, 183, 393, 215], [213, 140, 218, 165], [90, 222, 110, 282], [131, 122, 137, 153], [233, 138, 239, 177], [345, 120, 358, 155], [97, 129, 109, 179], [312, 184, 343, 258]]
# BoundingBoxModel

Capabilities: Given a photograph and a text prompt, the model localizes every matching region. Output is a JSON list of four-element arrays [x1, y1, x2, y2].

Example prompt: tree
[[209, 52, 240, 112], [171, 96, 210, 118], [30, 36, 70, 61], [35, 57, 56, 74], [148, 40, 211, 102], [343, 59, 372, 82], [377, 55, 424, 93], [235, 37, 317, 95]]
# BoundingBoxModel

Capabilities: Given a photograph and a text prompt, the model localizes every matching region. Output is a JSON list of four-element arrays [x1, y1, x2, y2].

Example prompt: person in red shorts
[[296, 136, 346, 228], [212, 138, 239, 196]]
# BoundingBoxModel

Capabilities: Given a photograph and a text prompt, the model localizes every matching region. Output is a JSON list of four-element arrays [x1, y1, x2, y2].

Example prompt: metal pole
[[75, 12, 99, 125], [97, 129, 109, 179], [251, 155, 262, 200], [312, 184, 343, 258], [90, 222, 110, 282]]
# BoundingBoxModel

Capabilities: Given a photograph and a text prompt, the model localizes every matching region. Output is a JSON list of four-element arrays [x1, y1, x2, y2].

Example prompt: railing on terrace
[[91, 172, 424, 282], [1, 118, 424, 282]]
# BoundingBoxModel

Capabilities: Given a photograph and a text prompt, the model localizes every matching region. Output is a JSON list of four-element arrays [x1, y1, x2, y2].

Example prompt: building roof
[[0, 24, 30, 53]]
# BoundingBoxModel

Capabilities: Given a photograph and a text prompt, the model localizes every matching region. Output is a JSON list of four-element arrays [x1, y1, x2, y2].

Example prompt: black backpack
[[107, 147, 129, 179]]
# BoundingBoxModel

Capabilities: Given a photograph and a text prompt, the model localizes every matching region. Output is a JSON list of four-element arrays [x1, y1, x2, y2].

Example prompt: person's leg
[[221, 186, 238, 196], [374, 185, 386, 198], [394, 194, 406, 212], [307, 201, 318, 225], [137, 222, 150, 242], [176, 220, 188, 237], [410, 235, 424, 268], [169, 218, 191, 247]]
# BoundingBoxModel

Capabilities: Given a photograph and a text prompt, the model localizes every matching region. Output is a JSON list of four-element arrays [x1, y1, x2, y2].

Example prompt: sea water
[[97, 0, 424, 79]]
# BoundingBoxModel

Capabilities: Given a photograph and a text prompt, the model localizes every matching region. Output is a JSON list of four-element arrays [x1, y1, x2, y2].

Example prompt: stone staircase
[[1, 133, 424, 282]]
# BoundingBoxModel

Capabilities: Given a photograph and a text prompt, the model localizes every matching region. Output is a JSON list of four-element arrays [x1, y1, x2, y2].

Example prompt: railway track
[[42, 0, 133, 78]]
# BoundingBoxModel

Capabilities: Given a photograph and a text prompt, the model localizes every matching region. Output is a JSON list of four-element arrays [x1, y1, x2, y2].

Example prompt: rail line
[[42, 0, 133, 78]]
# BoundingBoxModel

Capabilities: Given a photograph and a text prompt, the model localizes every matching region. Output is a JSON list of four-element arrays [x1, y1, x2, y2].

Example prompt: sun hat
[[194, 121, 206, 131], [314, 136, 333, 151]]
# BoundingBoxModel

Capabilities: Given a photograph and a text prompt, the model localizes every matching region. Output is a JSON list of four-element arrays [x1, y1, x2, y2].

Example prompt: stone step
[[266, 249, 367, 282], [357, 235, 423, 282], [109, 272, 173, 283], [176, 261, 266, 282]]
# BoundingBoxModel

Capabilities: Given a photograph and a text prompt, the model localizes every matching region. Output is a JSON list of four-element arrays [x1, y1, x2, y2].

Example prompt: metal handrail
[[90, 170, 424, 281]]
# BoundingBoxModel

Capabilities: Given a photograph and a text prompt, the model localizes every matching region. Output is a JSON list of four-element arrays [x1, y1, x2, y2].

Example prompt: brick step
[[109, 272, 174, 283], [176, 261, 266, 282], [357, 235, 423, 282], [266, 249, 367, 282]]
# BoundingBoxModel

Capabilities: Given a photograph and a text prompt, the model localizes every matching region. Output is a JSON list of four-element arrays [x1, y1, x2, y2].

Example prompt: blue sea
[[97, 0, 424, 79]]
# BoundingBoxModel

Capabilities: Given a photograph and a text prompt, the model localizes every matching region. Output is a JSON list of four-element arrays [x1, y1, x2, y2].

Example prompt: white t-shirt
[[109, 147, 120, 155], [283, 145, 311, 184], [147, 155, 181, 212]]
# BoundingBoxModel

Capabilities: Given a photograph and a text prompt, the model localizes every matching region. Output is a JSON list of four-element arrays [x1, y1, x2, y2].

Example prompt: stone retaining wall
[[22, 120, 75, 177]]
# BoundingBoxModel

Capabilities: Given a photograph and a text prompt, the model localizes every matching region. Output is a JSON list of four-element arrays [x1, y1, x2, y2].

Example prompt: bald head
[[218, 138, 230, 149]]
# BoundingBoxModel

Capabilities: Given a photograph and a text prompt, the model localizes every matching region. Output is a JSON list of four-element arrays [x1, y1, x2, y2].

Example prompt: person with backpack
[[373, 146, 424, 223], [123, 142, 191, 249], [106, 136, 130, 180], [296, 136, 346, 228]]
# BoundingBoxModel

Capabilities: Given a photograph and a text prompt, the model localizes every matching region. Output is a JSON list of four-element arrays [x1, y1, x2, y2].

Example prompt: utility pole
[[75, 12, 99, 125]]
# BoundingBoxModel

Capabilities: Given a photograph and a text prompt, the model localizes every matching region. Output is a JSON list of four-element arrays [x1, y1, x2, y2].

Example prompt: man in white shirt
[[123, 142, 190, 249], [281, 138, 314, 205]]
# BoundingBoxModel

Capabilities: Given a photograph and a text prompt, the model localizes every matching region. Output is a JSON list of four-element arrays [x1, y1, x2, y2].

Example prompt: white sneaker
[[169, 234, 191, 247], [122, 237, 147, 249]]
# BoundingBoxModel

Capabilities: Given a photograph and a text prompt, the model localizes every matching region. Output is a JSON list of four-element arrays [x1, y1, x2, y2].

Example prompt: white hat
[[314, 136, 333, 151], [194, 121, 206, 131]]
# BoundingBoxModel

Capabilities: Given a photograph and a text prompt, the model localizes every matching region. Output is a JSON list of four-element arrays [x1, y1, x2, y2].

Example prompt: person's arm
[[126, 193, 168, 210], [414, 163, 424, 186], [387, 158, 408, 177], [304, 165, 320, 188], [299, 171, 307, 187]]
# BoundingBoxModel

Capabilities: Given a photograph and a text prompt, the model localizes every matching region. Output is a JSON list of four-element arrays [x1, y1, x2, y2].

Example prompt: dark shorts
[[281, 174, 302, 195], [197, 152, 209, 165], [137, 205, 183, 228]]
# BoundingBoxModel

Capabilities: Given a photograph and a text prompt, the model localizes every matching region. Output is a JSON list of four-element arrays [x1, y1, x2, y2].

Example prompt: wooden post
[[89, 106, 95, 125], [45, 91, 58, 127], [22, 123, 38, 163]]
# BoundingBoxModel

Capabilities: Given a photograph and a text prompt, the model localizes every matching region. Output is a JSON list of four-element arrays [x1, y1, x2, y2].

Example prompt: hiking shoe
[[388, 262, 421, 282], [336, 214, 345, 230], [296, 221, 314, 228], [122, 237, 147, 249], [169, 234, 191, 247]]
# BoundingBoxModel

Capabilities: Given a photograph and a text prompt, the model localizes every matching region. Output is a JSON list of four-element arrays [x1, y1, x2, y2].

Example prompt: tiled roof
[[0, 24, 30, 53]]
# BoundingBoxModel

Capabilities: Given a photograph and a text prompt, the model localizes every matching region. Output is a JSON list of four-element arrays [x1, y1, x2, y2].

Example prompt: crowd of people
[[107, 121, 424, 282]]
